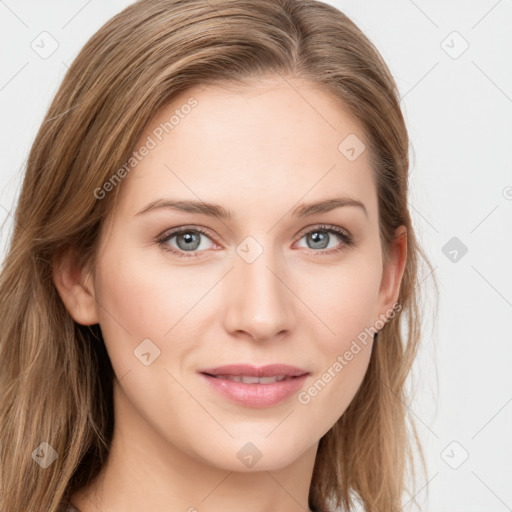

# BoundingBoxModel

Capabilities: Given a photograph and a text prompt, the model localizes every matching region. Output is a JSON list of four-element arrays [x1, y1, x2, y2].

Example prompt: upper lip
[[199, 364, 309, 378]]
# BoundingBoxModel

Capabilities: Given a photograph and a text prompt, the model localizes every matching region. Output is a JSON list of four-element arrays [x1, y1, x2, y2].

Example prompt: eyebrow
[[135, 196, 368, 219]]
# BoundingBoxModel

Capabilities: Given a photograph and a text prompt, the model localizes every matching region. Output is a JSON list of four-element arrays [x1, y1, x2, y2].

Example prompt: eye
[[294, 224, 354, 254], [157, 226, 216, 258]]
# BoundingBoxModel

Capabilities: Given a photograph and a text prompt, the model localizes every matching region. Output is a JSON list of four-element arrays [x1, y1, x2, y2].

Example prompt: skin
[[53, 75, 407, 512]]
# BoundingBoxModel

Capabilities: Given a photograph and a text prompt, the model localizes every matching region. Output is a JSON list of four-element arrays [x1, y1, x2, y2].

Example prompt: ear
[[375, 225, 407, 323], [52, 246, 99, 326]]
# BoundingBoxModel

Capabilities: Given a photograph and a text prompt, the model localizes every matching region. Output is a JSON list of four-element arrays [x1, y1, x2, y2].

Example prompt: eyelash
[[156, 224, 355, 258]]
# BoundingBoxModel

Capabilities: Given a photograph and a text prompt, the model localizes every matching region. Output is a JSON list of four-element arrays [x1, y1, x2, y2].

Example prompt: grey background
[[1, 1, 511, 510]]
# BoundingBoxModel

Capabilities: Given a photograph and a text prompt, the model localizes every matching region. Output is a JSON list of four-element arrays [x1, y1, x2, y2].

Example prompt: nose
[[222, 244, 296, 342]]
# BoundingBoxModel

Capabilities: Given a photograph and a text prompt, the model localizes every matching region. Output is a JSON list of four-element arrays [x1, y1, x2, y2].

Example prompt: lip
[[199, 364, 308, 378], [198, 364, 310, 408]]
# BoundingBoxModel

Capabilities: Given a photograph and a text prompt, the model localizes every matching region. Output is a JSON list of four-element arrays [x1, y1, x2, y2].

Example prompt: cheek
[[93, 251, 169, 375], [93, 249, 217, 374], [292, 257, 380, 429], [96, 246, 195, 330], [305, 254, 382, 349]]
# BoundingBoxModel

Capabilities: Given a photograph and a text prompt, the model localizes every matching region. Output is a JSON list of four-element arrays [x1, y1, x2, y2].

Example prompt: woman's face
[[83, 76, 405, 471]]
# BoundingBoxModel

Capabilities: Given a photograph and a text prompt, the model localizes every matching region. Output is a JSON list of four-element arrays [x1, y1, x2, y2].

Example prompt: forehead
[[116, 77, 377, 222]]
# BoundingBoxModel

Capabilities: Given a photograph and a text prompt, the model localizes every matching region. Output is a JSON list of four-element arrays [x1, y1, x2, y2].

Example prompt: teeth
[[213, 375, 290, 384], [241, 375, 259, 384], [259, 376, 284, 384]]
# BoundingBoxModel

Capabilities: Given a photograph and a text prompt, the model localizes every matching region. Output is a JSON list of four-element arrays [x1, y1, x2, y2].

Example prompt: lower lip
[[199, 373, 308, 408]]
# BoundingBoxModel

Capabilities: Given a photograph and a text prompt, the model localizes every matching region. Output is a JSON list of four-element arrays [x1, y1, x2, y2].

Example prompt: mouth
[[202, 374, 300, 384], [198, 364, 310, 408]]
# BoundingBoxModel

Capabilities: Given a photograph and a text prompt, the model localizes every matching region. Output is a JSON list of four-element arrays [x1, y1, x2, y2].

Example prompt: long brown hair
[[0, 1, 437, 510]]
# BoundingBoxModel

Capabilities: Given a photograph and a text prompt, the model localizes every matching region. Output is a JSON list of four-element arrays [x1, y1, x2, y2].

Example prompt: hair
[[0, 1, 438, 511]]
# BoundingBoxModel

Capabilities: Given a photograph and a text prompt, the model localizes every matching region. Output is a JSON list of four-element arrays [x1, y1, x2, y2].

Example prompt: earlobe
[[52, 246, 99, 326], [376, 226, 407, 322]]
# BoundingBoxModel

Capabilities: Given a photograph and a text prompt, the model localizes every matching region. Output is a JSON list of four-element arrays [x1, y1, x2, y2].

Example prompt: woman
[[0, 0, 437, 511]]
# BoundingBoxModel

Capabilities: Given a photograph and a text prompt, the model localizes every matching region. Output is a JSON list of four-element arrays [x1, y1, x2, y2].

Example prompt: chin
[[191, 434, 312, 473]]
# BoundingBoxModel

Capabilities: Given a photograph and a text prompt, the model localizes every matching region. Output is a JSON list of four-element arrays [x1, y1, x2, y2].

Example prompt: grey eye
[[163, 229, 214, 253], [305, 230, 331, 249]]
